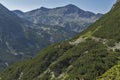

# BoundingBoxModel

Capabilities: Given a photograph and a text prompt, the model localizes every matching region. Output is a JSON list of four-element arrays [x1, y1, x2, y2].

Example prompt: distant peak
[[40, 7, 49, 11], [66, 4, 78, 8], [13, 10, 24, 13], [13, 10, 24, 15], [63, 4, 85, 13], [66, 4, 76, 6], [64, 4, 84, 11]]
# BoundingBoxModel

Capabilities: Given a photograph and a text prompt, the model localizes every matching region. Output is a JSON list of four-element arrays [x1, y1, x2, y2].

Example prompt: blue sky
[[0, 0, 116, 13]]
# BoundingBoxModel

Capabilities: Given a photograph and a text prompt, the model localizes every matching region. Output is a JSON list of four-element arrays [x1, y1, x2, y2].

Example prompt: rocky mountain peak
[[65, 4, 79, 8], [40, 7, 49, 11], [13, 10, 24, 14], [64, 4, 84, 12], [12, 10, 24, 17]]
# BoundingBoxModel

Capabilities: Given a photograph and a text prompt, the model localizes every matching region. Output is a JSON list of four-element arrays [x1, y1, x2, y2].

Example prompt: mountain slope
[[0, 3, 57, 71], [0, 1, 120, 80], [0, 4, 102, 71]]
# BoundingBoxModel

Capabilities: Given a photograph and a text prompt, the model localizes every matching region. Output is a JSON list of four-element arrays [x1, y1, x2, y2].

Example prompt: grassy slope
[[1, 1, 120, 80]]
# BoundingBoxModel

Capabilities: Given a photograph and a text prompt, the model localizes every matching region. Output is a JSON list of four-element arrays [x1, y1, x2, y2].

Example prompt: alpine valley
[[0, 4, 101, 71], [0, 0, 120, 80]]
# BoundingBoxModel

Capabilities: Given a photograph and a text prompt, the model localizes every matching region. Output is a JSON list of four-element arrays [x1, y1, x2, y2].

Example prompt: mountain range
[[0, 0, 120, 80], [13, 4, 102, 33], [0, 4, 101, 71]]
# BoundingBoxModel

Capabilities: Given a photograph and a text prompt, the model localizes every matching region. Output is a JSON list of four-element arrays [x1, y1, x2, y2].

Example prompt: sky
[[0, 0, 116, 14]]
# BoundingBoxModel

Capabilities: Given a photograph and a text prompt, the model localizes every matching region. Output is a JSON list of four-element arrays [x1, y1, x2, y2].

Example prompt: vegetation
[[0, 38, 120, 80], [97, 62, 120, 80]]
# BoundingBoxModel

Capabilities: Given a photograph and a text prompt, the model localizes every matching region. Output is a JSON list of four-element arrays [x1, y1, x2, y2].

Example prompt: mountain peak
[[13, 10, 24, 14], [61, 4, 85, 14], [66, 4, 77, 7], [65, 4, 80, 9], [40, 7, 49, 11]]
